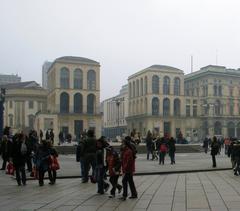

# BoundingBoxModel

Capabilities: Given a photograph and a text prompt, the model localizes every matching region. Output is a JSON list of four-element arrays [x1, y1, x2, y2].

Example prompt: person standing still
[[211, 136, 219, 168]]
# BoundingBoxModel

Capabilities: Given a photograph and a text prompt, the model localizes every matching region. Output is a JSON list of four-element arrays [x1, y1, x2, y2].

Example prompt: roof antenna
[[191, 55, 193, 73]]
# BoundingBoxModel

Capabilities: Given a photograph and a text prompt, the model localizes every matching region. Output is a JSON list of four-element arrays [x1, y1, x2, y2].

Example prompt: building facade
[[126, 64, 240, 141], [1, 81, 47, 133], [0, 74, 21, 85], [126, 65, 185, 139], [35, 56, 102, 140], [184, 65, 240, 140], [102, 84, 128, 138], [42, 61, 52, 89]]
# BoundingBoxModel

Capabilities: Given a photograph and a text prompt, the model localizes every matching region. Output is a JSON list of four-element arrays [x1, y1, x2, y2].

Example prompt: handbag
[[49, 155, 60, 171], [6, 162, 15, 175]]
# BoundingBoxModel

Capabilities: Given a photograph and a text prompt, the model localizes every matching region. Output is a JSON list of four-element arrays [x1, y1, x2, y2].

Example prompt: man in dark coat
[[82, 129, 97, 183], [0, 135, 12, 170]]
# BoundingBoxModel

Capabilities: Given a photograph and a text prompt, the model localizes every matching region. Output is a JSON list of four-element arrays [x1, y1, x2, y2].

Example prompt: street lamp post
[[112, 98, 123, 138], [0, 88, 6, 138]]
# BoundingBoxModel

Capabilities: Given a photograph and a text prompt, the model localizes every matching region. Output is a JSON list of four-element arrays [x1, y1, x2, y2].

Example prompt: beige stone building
[[35, 56, 102, 140], [1, 81, 47, 133], [127, 65, 185, 138], [126, 64, 240, 141]]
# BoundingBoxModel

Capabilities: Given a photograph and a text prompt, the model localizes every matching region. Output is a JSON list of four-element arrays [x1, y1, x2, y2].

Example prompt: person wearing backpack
[[158, 135, 169, 165], [211, 136, 219, 168], [11, 133, 29, 186]]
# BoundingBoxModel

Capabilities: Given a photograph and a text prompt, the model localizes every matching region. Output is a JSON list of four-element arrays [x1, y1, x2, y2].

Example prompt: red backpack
[[160, 144, 167, 153]]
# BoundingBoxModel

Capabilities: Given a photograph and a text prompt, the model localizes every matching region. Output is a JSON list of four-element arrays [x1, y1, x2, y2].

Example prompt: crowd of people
[[145, 131, 176, 165], [76, 130, 138, 200], [0, 127, 59, 186]]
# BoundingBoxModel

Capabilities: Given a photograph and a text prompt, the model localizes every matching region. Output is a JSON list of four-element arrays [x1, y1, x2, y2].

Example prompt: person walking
[[76, 137, 85, 182], [106, 146, 122, 198], [47, 141, 59, 185], [11, 133, 29, 186], [211, 136, 219, 168], [35, 140, 51, 186], [203, 137, 209, 154], [168, 137, 176, 164], [145, 131, 153, 160], [0, 135, 12, 170], [82, 130, 97, 183], [120, 136, 137, 201]]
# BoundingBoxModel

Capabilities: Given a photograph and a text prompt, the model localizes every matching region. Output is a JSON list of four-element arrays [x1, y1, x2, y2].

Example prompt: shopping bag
[[6, 162, 15, 175], [49, 156, 60, 171]]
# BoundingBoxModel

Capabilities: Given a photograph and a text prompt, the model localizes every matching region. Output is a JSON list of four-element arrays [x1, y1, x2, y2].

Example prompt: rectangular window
[[9, 101, 13, 109], [186, 105, 191, 117], [29, 101, 34, 109], [193, 105, 197, 117]]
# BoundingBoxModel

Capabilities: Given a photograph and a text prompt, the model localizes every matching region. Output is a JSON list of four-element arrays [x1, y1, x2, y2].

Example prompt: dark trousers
[[146, 148, 152, 160], [26, 157, 32, 172], [122, 173, 137, 198], [169, 151, 175, 164], [38, 170, 46, 185], [212, 154, 216, 167], [15, 165, 26, 185], [159, 152, 166, 164], [80, 159, 85, 178], [83, 154, 96, 182], [48, 170, 56, 183], [1, 159, 7, 169], [96, 166, 105, 193], [109, 175, 122, 195]]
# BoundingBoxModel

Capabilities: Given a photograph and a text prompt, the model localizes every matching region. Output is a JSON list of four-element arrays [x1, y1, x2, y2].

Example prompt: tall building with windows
[[184, 65, 240, 140], [126, 65, 185, 138], [102, 84, 128, 138], [35, 56, 102, 140], [1, 81, 47, 133], [126, 64, 240, 141]]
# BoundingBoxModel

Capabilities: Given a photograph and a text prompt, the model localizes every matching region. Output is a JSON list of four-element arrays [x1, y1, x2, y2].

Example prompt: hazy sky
[[1, 0, 240, 100]]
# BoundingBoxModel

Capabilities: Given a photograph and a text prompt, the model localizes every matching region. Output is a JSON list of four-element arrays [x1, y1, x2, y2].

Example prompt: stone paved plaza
[[0, 152, 240, 211], [1, 169, 240, 211]]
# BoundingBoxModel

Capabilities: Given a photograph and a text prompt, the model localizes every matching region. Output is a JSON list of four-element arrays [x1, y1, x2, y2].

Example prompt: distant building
[[35, 56, 102, 140], [102, 84, 128, 139], [0, 74, 21, 85], [42, 61, 52, 89], [1, 81, 47, 133]]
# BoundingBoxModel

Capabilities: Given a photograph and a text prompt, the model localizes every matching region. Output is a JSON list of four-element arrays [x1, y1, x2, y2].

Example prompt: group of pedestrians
[[76, 130, 138, 201], [146, 131, 176, 165], [0, 127, 59, 186]]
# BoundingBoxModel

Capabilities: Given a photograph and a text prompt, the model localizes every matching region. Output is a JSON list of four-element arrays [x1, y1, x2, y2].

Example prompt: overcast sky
[[0, 0, 240, 100]]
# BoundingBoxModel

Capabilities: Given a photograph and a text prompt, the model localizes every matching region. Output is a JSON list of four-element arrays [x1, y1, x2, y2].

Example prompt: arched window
[[60, 67, 69, 89], [60, 92, 69, 113], [87, 70, 96, 90], [152, 97, 159, 115], [163, 98, 170, 117], [163, 76, 170, 95], [129, 83, 132, 98], [87, 94, 95, 114], [28, 115, 35, 129], [74, 93, 83, 113], [215, 100, 221, 115], [140, 78, 143, 96], [214, 121, 222, 135], [174, 78, 180, 96], [133, 81, 136, 98], [136, 80, 139, 96], [9, 114, 13, 127], [174, 98, 181, 116], [144, 76, 148, 94], [237, 122, 240, 138], [74, 69, 83, 89], [227, 122, 235, 137], [152, 75, 159, 94]]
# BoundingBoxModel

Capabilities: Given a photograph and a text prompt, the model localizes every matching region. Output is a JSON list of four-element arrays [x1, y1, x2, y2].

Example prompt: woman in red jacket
[[120, 136, 138, 201]]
